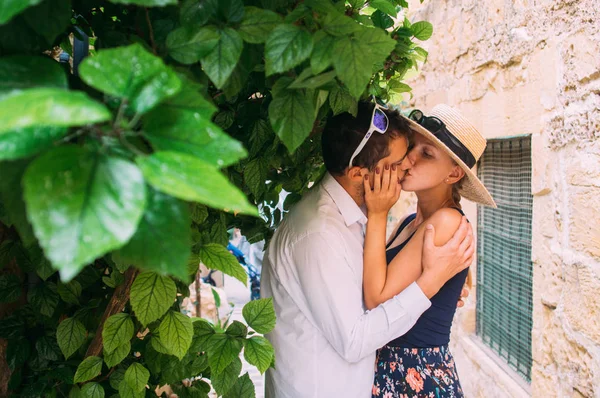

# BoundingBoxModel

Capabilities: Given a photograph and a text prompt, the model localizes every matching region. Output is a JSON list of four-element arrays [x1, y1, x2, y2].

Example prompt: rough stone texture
[[405, 0, 600, 396]]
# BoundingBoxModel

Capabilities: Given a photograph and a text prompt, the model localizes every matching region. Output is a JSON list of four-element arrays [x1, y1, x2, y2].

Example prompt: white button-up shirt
[[261, 173, 431, 398]]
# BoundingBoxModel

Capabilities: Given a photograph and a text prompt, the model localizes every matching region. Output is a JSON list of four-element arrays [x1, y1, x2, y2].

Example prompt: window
[[476, 136, 533, 382]]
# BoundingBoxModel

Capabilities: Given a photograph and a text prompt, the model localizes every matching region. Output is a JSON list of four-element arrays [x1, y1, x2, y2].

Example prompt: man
[[260, 102, 473, 397]]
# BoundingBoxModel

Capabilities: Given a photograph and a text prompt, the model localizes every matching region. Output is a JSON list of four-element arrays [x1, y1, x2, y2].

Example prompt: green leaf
[[0, 160, 35, 245], [321, 13, 361, 37], [0, 55, 67, 101], [124, 363, 149, 392], [79, 43, 182, 115], [268, 86, 314, 153], [57, 280, 82, 305], [81, 382, 104, 398], [226, 321, 248, 338], [289, 70, 337, 89], [201, 27, 243, 89], [224, 373, 255, 398], [265, 24, 313, 76], [180, 0, 215, 27], [29, 244, 55, 280], [158, 310, 193, 360], [332, 36, 374, 98], [23, 0, 71, 46], [102, 270, 124, 288], [198, 244, 247, 285], [244, 158, 268, 198], [243, 336, 274, 374], [359, 28, 396, 61], [369, 0, 398, 16], [143, 100, 246, 168], [166, 26, 219, 65], [23, 146, 147, 282], [209, 214, 228, 246], [190, 354, 209, 375], [102, 313, 135, 354], [0, 274, 21, 303], [371, 10, 394, 29], [411, 21, 433, 40], [118, 380, 145, 398], [113, 187, 191, 280], [136, 151, 258, 216], [103, 0, 176, 6], [130, 272, 176, 326], [242, 298, 276, 334], [6, 337, 30, 371], [28, 281, 59, 317], [109, 367, 126, 391], [211, 357, 242, 396], [36, 335, 61, 362], [74, 356, 103, 383], [0, 0, 43, 25], [103, 342, 130, 368], [207, 334, 243, 374], [190, 204, 209, 224], [329, 83, 357, 116], [238, 6, 282, 44], [212, 0, 245, 23], [191, 319, 216, 352], [56, 318, 87, 359], [0, 88, 111, 135]]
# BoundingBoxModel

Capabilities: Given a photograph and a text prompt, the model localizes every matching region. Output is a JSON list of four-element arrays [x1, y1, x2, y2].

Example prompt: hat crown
[[429, 104, 487, 161]]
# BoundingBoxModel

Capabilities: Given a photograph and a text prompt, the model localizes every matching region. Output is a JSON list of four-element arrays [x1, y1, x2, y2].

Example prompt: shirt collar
[[321, 172, 368, 227]]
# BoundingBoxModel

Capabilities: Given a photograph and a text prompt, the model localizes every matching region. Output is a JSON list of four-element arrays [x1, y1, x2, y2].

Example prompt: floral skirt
[[372, 345, 464, 398]]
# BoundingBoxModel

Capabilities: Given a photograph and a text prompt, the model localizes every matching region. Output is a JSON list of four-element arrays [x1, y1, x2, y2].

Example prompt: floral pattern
[[372, 345, 464, 398]]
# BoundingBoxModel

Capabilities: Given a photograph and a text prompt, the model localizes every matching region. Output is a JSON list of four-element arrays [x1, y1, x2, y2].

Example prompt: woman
[[363, 105, 496, 397]]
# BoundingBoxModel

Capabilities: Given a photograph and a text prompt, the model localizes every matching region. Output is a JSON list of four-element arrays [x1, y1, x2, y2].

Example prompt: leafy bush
[[0, 0, 431, 396]]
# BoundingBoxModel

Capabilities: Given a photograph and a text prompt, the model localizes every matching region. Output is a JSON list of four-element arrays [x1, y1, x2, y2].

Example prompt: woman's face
[[400, 133, 458, 192]]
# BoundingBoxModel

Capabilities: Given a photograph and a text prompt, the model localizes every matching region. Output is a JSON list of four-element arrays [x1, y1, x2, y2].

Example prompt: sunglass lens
[[409, 110, 423, 122], [373, 109, 388, 131]]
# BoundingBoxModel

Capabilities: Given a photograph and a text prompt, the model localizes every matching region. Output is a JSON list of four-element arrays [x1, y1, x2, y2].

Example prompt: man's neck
[[332, 174, 364, 207]]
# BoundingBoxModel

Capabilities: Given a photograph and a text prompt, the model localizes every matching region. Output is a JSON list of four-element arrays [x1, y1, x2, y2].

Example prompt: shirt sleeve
[[291, 231, 431, 363]]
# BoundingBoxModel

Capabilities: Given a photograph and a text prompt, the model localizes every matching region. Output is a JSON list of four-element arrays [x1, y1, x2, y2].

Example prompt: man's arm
[[291, 232, 431, 364]]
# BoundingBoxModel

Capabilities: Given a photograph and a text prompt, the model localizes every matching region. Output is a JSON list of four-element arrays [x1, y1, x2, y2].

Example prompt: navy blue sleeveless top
[[385, 209, 469, 348]]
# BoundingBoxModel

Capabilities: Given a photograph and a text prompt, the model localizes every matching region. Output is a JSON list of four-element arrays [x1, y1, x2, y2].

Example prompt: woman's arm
[[362, 165, 401, 310], [364, 207, 463, 309], [362, 163, 468, 309]]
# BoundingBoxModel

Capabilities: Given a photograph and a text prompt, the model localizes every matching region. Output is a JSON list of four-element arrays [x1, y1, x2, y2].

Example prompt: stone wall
[[404, 0, 600, 396]]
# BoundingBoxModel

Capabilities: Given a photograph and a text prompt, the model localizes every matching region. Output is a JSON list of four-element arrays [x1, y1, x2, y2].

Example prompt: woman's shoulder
[[425, 208, 464, 244]]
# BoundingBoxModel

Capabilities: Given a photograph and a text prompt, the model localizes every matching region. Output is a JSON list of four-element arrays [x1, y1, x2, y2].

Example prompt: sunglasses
[[347, 97, 390, 169], [408, 109, 476, 168]]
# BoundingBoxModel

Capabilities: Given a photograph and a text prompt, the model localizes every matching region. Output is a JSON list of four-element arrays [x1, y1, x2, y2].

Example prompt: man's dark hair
[[321, 101, 413, 176]]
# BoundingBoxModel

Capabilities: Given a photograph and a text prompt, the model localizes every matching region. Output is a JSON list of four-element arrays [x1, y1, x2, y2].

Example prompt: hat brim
[[400, 115, 497, 208]]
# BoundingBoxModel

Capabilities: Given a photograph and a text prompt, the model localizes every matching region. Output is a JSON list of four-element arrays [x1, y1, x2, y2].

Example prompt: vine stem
[[84, 267, 139, 358], [144, 8, 157, 55]]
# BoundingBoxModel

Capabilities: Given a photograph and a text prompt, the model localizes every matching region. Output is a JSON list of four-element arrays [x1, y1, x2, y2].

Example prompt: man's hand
[[416, 218, 474, 298], [457, 287, 470, 308]]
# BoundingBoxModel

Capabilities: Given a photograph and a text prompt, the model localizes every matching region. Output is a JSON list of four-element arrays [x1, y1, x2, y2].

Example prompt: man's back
[[261, 174, 430, 398]]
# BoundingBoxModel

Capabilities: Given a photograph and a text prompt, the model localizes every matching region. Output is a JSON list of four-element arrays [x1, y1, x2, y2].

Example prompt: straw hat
[[402, 104, 497, 208]]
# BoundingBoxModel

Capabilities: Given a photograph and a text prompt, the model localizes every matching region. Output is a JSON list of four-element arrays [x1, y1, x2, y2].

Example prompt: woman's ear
[[446, 165, 466, 184]]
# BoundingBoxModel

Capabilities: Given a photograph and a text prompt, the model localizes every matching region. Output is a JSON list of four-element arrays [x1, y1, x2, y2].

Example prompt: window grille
[[476, 136, 533, 382]]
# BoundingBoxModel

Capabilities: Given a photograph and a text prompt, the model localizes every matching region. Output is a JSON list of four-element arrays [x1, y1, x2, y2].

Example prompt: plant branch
[[84, 267, 139, 358], [144, 8, 157, 55]]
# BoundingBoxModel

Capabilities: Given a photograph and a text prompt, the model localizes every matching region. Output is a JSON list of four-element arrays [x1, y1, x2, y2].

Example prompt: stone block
[[565, 143, 600, 188], [569, 186, 600, 259], [561, 31, 600, 84], [563, 262, 600, 344]]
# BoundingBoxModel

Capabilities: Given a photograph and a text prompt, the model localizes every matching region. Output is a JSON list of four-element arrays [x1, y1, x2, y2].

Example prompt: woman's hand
[[363, 164, 402, 217]]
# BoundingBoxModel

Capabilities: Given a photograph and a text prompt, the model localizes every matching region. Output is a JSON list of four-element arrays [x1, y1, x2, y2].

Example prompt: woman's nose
[[400, 152, 414, 170]]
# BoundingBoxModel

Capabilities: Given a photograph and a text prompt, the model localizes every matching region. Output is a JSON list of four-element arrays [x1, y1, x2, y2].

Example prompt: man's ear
[[446, 166, 466, 184], [346, 166, 367, 182]]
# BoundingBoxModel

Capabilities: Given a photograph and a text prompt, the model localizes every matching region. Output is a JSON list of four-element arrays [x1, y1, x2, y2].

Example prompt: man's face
[[368, 136, 410, 188]]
